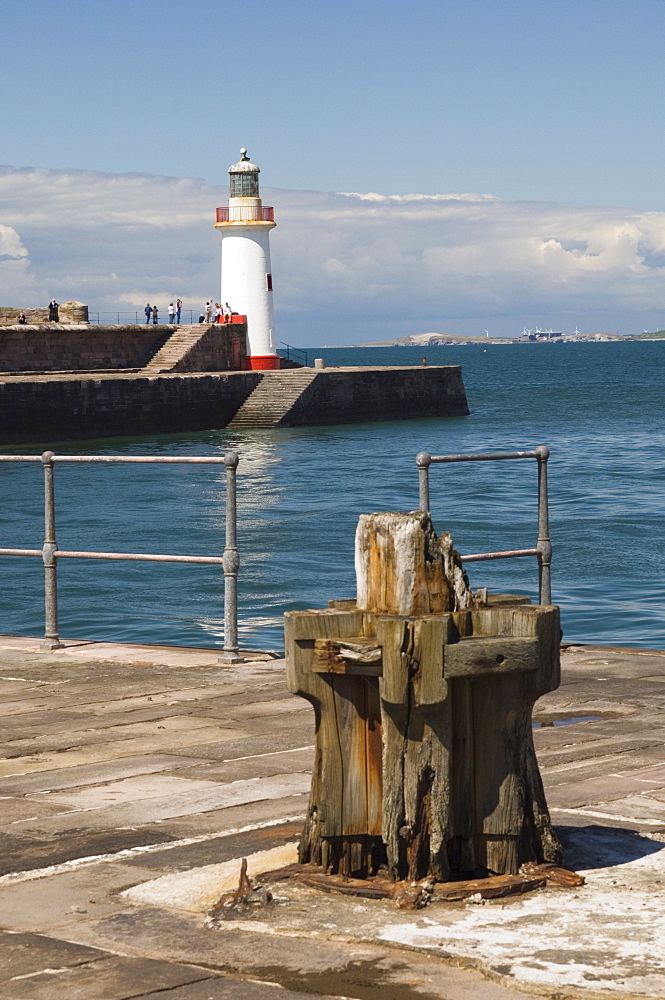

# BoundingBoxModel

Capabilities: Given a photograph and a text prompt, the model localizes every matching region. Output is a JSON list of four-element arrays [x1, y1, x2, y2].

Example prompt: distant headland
[[351, 330, 665, 347]]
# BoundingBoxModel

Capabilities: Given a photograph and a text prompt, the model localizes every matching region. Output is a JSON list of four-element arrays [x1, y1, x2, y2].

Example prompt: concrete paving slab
[[170, 748, 315, 784], [150, 793, 308, 839], [0, 725, 252, 778], [0, 863, 161, 932], [0, 929, 108, 981], [63, 685, 254, 715], [0, 754, 214, 796], [2, 639, 665, 998], [0, 828, 177, 877], [119, 819, 303, 873], [0, 796, 68, 823], [118, 825, 665, 998], [1, 955, 211, 1000], [165, 732, 315, 761], [59, 906, 538, 1000], [218, 697, 310, 719], [1, 713, 238, 755], [0, 635, 279, 668], [546, 774, 665, 808], [536, 737, 664, 770], [234, 713, 316, 735], [130, 980, 337, 1000], [8, 772, 312, 835], [539, 753, 663, 785], [2, 705, 231, 740], [124, 844, 300, 911], [576, 792, 665, 823], [28, 775, 223, 810], [624, 761, 665, 781]]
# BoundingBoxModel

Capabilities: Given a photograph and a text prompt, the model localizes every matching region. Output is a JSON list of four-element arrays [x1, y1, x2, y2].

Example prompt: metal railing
[[88, 310, 197, 325], [216, 206, 275, 223], [0, 451, 242, 661], [416, 446, 552, 604], [279, 342, 309, 366]]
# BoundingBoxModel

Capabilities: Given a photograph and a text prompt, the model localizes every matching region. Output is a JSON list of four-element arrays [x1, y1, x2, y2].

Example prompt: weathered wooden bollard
[[285, 511, 561, 883]]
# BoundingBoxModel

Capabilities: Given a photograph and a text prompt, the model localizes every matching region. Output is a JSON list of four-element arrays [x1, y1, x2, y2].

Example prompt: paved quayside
[[1, 636, 665, 999]]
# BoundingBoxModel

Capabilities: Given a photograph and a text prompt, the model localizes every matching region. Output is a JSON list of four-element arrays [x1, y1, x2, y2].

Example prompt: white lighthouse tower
[[215, 149, 279, 370]]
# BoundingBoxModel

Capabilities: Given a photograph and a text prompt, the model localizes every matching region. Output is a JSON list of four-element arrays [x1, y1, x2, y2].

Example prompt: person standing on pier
[[144, 303, 151, 324], [168, 302, 175, 323], [176, 298, 182, 323], [48, 299, 59, 322], [152, 305, 159, 324]]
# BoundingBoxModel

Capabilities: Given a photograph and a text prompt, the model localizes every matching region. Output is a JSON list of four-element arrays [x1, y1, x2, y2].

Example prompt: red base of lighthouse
[[248, 354, 281, 370]]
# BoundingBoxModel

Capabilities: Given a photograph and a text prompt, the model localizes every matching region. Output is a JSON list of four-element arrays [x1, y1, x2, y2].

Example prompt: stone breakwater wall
[[0, 372, 263, 444], [282, 366, 469, 426], [0, 325, 169, 373], [0, 366, 468, 445], [0, 323, 246, 374]]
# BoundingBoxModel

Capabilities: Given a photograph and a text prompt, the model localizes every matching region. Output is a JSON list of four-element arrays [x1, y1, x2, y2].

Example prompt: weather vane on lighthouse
[[215, 149, 279, 370]]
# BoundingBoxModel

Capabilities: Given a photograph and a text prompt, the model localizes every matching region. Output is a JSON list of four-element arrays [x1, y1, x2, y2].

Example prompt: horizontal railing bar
[[0, 546, 224, 564], [430, 450, 540, 464], [460, 548, 539, 562], [55, 550, 224, 564], [0, 455, 229, 464], [0, 548, 43, 557], [51, 456, 229, 465]]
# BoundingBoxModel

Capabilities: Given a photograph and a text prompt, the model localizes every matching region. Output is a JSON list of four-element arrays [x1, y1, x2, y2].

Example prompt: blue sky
[[4, 0, 664, 207], [2, 0, 665, 342]]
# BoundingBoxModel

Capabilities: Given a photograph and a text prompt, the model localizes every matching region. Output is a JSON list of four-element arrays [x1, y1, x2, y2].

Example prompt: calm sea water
[[1, 341, 664, 651]]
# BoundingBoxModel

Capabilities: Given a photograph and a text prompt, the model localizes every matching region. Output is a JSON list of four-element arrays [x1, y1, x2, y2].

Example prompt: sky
[[1, 0, 665, 344]]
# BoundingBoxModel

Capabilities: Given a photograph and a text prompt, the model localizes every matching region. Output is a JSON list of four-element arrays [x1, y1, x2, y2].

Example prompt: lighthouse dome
[[228, 148, 260, 174]]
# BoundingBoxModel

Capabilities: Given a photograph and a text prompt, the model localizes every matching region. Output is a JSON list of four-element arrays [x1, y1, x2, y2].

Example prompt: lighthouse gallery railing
[[0, 451, 242, 661], [216, 206, 275, 223]]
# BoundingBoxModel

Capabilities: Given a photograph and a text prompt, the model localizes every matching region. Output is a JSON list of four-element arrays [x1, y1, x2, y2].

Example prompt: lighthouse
[[215, 149, 279, 370]]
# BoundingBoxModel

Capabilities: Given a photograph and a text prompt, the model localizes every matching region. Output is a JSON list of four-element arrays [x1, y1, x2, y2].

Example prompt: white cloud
[[1, 164, 664, 341], [0, 223, 33, 300]]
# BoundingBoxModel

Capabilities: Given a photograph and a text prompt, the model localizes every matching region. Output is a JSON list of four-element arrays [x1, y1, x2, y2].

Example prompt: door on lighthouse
[[231, 336, 242, 370]]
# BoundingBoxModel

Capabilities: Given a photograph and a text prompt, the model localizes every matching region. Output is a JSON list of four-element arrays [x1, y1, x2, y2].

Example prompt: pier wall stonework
[[0, 373, 263, 444], [0, 365, 468, 445], [0, 323, 247, 374], [283, 365, 469, 425], [0, 325, 171, 373]]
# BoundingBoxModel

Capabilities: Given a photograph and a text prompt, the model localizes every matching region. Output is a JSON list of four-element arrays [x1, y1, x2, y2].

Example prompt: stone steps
[[227, 370, 319, 428], [140, 325, 214, 374]]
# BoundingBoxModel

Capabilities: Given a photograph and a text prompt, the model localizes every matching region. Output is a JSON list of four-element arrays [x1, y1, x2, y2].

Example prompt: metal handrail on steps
[[0, 451, 243, 662], [278, 342, 309, 366]]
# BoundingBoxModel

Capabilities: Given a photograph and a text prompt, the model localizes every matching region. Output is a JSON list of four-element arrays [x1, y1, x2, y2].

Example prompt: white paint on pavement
[[123, 843, 300, 911]]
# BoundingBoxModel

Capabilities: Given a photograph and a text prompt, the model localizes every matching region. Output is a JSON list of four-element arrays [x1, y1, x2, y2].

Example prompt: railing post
[[416, 451, 431, 512], [535, 446, 552, 605], [41, 451, 63, 650], [220, 451, 243, 663]]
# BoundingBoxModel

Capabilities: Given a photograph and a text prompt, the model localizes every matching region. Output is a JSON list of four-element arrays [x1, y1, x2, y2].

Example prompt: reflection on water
[[1, 341, 664, 651]]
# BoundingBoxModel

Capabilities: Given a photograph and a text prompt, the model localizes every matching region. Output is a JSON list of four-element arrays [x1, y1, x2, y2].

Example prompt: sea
[[1, 340, 664, 652]]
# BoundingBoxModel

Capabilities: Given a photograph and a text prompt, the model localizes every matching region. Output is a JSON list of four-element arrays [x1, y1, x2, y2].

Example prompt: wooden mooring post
[[285, 511, 562, 882]]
